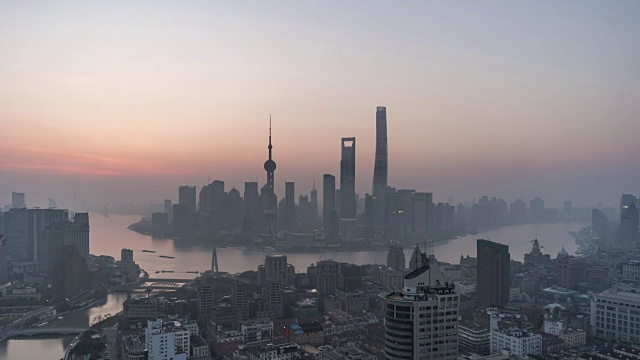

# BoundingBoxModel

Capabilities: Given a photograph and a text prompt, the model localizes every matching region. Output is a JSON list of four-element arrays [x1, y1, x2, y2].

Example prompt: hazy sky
[[1, 1, 639, 209]]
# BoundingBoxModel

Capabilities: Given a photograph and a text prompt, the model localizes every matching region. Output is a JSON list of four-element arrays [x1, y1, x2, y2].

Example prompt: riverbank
[[127, 217, 471, 251]]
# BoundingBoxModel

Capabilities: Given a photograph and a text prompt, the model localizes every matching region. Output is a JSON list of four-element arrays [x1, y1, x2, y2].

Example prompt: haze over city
[[2, 1, 640, 207]]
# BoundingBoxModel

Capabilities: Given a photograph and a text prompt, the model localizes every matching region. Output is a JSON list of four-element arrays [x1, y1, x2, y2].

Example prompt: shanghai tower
[[371, 106, 388, 238]]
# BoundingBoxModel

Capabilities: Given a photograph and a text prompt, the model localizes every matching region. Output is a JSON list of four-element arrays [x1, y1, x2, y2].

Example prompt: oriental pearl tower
[[261, 117, 278, 238]]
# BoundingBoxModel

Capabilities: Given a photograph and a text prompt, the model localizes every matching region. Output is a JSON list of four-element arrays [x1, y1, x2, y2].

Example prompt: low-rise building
[[241, 318, 273, 348], [592, 284, 640, 343], [243, 342, 301, 360]]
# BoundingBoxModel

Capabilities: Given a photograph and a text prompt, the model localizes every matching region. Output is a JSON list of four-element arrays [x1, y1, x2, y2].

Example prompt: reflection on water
[[46, 292, 130, 328], [0, 335, 75, 360], [90, 214, 584, 277], [6, 214, 584, 359]]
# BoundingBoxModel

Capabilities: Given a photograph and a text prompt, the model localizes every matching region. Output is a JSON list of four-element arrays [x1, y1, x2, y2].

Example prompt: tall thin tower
[[372, 106, 388, 197], [340, 138, 357, 242], [211, 245, 219, 273], [261, 117, 278, 237], [371, 106, 388, 239]]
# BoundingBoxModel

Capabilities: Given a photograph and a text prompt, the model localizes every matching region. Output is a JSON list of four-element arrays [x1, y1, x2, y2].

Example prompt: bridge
[[111, 277, 193, 291], [2, 327, 88, 339], [145, 278, 193, 283]]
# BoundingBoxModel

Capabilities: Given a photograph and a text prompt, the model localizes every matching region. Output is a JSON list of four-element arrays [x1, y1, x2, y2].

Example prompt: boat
[[186, 271, 199, 274], [142, 250, 156, 253], [161, 270, 174, 273], [159, 255, 175, 259], [155, 271, 160, 274], [263, 247, 276, 252]]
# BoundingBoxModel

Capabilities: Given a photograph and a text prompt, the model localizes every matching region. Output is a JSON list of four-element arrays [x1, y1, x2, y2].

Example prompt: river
[[2, 213, 584, 359]]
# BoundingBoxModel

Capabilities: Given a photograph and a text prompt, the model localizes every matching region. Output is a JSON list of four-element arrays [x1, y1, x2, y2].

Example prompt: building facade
[[382, 254, 459, 360]]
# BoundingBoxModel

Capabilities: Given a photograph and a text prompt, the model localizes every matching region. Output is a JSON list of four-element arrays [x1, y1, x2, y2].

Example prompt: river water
[[2, 213, 584, 359]]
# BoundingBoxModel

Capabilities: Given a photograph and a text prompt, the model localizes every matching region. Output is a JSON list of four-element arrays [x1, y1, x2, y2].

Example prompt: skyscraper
[[386, 243, 405, 270], [65, 212, 90, 261], [28, 208, 69, 263], [620, 203, 639, 249], [243, 181, 260, 238], [261, 119, 277, 237], [371, 106, 388, 238], [164, 199, 173, 223], [4, 207, 28, 260], [620, 194, 637, 217], [477, 239, 510, 309], [283, 182, 297, 231], [412, 192, 433, 239], [382, 254, 459, 360], [11, 192, 26, 209], [340, 137, 356, 218], [179, 186, 197, 214], [264, 254, 288, 286], [323, 174, 336, 234], [340, 138, 356, 242], [0, 235, 8, 285]]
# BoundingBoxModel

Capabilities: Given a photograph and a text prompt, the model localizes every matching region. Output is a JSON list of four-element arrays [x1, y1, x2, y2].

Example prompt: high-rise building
[[262, 281, 283, 319], [0, 235, 8, 285], [621, 194, 638, 217], [121, 248, 134, 270], [371, 106, 388, 239], [556, 248, 586, 290], [386, 243, 405, 270], [592, 209, 609, 236], [65, 212, 89, 261], [145, 319, 190, 360], [178, 186, 197, 214], [29, 208, 69, 263], [42, 220, 67, 273], [283, 182, 297, 231], [620, 203, 639, 249], [197, 283, 214, 324], [323, 174, 337, 236], [52, 245, 89, 300], [408, 243, 423, 271], [232, 280, 249, 320], [382, 254, 459, 359], [264, 254, 288, 285], [243, 181, 260, 238], [310, 183, 318, 228], [509, 199, 527, 224], [529, 197, 545, 223], [261, 119, 278, 238], [412, 192, 433, 239], [340, 137, 356, 219], [4, 207, 28, 260], [316, 260, 340, 296], [564, 200, 573, 220], [11, 192, 26, 209], [164, 199, 173, 223], [477, 239, 510, 309]]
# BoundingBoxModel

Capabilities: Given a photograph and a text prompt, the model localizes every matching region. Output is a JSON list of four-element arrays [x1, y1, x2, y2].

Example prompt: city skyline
[[2, 1, 640, 208]]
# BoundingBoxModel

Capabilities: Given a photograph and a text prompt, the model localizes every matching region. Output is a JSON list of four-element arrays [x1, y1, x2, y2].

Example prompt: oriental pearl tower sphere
[[261, 117, 277, 237]]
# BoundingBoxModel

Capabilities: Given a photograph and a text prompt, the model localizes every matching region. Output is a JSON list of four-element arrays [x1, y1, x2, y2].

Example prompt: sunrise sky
[[1, 1, 639, 208]]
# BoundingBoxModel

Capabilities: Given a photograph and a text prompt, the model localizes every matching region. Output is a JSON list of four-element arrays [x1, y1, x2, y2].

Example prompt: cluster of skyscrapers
[[0, 191, 92, 299]]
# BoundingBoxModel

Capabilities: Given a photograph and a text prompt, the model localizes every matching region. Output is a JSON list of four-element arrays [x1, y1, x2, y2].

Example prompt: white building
[[489, 328, 541, 358], [489, 313, 541, 357], [241, 318, 273, 348], [454, 281, 477, 295], [145, 319, 190, 360], [559, 329, 586, 348], [381, 254, 459, 360], [622, 261, 640, 279], [592, 284, 640, 343]]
